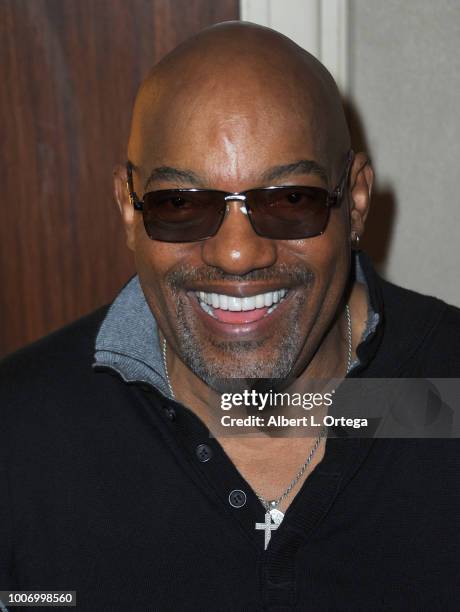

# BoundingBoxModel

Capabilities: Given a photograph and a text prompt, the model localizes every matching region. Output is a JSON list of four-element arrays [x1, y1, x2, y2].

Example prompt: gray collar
[[92, 254, 379, 396], [92, 276, 171, 398]]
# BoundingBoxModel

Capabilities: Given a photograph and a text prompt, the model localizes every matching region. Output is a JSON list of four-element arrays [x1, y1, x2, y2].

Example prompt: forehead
[[129, 71, 330, 184]]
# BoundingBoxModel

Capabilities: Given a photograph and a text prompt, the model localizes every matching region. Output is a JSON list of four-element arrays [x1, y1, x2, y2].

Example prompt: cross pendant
[[255, 509, 283, 550]]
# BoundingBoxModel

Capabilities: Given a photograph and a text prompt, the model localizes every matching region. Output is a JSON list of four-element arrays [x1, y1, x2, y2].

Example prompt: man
[[1, 21, 459, 611]]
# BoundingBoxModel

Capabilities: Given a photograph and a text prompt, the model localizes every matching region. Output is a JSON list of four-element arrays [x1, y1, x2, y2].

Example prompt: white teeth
[[199, 300, 216, 318], [219, 294, 229, 310], [242, 297, 256, 311], [255, 294, 265, 308], [195, 289, 288, 313], [228, 296, 242, 311]]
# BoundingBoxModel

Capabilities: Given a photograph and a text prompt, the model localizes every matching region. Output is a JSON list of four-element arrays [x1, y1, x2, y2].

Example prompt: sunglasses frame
[[126, 150, 354, 242]]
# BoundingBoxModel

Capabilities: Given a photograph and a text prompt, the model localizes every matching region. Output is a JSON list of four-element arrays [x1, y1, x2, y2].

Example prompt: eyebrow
[[141, 158, 329, 192], [144, 166, 202, 190], [261, 160, 329, 184]]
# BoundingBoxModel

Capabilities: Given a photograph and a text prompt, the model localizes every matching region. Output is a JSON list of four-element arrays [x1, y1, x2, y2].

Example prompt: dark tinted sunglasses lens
[[248, 187, 330, 239], [142, 191, 224, 242]]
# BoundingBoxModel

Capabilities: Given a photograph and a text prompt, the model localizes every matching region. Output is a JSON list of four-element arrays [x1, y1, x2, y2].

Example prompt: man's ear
[[348, 152, 374, 241], [113, 164, 137, 252]]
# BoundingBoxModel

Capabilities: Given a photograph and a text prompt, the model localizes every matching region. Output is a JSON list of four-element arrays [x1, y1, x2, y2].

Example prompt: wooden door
[[0, 0, 239, 356]]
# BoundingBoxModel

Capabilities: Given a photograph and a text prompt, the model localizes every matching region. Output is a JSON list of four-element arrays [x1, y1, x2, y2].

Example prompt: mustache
[[166, 263, 315, 291]]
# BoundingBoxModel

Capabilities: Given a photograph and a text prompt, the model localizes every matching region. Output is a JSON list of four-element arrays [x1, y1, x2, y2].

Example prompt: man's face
[[127, 82, 351, 388]]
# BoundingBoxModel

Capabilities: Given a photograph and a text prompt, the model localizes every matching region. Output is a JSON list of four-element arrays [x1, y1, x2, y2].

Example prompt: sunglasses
[[126, 150, 354, 242]]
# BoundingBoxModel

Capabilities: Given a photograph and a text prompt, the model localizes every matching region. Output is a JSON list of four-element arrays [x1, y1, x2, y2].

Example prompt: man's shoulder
[[0, 304, 110, 405], [378, 275, 460, 374], [379, 274, 459, 316]]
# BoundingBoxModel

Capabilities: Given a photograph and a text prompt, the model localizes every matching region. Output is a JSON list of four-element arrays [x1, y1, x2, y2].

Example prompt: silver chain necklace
[[255, 303, 352, 548], [162, 336, 175, 399], [162, 303, 353, 549], [255, 424, 328, 549]]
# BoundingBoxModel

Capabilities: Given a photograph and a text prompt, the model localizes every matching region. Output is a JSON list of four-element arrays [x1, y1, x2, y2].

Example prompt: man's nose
[[201, 200, 277, 275]]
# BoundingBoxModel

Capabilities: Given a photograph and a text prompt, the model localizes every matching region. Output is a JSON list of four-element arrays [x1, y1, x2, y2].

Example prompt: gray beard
[[174, 292, 306, 393], [165, 263, 314, 393]]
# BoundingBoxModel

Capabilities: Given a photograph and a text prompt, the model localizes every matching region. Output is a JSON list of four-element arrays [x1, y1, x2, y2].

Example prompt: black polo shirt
[[1, 252, 459, 611]]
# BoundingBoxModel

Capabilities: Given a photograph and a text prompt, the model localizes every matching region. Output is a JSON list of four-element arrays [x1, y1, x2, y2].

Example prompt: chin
[[178, 331, 301, 389]]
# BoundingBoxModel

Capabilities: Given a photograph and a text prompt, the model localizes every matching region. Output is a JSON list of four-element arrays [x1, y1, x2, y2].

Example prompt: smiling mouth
[[193, 289, 289, 324]]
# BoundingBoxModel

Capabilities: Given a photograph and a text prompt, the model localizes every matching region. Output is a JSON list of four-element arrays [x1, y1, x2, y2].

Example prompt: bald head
[[128, 21, 350, 186]]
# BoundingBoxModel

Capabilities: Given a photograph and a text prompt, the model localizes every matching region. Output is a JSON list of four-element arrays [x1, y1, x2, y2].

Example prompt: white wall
[[241, 0, 460, 306], [349, 0, 460, 306]]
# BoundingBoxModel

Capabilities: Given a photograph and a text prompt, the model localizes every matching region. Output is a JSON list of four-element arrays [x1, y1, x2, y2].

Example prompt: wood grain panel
[[0, 0, 239, 356]]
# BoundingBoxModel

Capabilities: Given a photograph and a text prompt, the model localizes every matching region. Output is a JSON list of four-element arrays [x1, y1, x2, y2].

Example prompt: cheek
[[134, 225, 191, 281], [283, 214, 350, 329], [133, 237, 197, 329], [134, 235, 166, 289], [285, 211, 349, 282]]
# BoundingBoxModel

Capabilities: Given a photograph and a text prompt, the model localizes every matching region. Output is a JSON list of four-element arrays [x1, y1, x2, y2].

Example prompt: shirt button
[[196, 444, 213, 462], [164, 407, 176, 421], [228, 489, 247, 508]]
